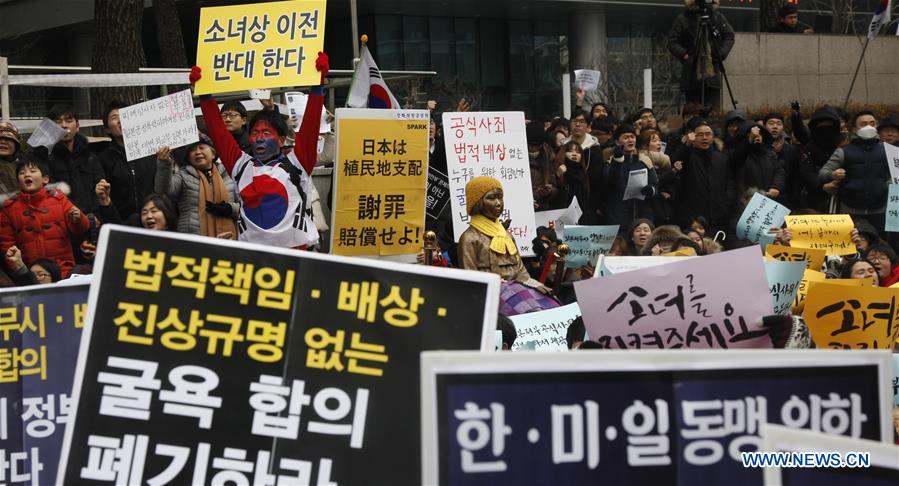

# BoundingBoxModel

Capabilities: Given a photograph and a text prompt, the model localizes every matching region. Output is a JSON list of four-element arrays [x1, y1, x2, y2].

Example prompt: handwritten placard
[[563, 225, 618, 268], [885, 142, 899, 184], [119, 89, 198, 161], [886, 184, 899, 232], [443, 112, 536, 256], [510, 303, 581, 352], [765, 244, 826, 272], [573, 69, 601, 92], [736, 192, 790, 247], [791, 269, 826, 314], [784, 214, 857, 256], [764, 260, 806, 316], [803, 282, 899, 349], [576, 246, 773, 349]]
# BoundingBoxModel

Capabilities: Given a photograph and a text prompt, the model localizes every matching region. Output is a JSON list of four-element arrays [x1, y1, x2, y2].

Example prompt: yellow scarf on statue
[[469, 214, 518, 255]]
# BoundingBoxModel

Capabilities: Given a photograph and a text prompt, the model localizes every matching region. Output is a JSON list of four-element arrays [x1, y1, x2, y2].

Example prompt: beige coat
[[458, 226, 530, 283]]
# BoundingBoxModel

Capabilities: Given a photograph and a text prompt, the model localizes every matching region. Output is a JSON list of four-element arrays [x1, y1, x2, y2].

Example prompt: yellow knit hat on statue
[[465, 176, 503, 215]]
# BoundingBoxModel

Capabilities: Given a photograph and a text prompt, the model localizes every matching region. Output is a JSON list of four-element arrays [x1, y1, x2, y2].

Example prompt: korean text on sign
[[119, 90, 198, 161], [784, 214, 857, 256], [194, 0, 327, 94], [442, 112, 537, 256]]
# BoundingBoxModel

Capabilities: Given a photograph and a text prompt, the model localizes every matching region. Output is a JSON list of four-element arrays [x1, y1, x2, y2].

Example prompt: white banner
[[885, 142, 899, 183], [442, 111, 537, 256], [119, 89, 199, 161]]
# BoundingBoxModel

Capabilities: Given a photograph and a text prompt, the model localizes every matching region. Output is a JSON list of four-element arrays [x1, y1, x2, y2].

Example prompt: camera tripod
[[692, 8, 738, 110]]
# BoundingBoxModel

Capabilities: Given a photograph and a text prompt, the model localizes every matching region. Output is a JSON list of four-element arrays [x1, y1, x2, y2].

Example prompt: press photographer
[[667, 0, 736, 109]]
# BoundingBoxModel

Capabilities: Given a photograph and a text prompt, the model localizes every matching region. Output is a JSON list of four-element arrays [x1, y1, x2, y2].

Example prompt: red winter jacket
[[0, 187, 90, 278]]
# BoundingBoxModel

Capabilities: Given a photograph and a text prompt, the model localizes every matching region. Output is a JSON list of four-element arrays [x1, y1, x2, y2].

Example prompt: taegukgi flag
[[347, 45, 401, 109]]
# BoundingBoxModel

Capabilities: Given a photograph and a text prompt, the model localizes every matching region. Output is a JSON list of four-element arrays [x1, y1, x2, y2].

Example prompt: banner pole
[[0, 57, 10, 122], [843, 37, 870, 109]]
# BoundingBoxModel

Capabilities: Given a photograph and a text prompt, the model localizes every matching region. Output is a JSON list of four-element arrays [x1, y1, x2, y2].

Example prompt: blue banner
[[0, 283, 89, 486], [422, 351, 891, 486]]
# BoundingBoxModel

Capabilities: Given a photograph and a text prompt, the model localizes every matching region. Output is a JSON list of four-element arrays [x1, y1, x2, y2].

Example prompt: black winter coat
[[667, 8, 735, 90], [98, 142, 157, 223], [730, 122, 786, 195], [48, 135, 106, 214], [601, 153, 657, 230], [673, 145, 736, 232]]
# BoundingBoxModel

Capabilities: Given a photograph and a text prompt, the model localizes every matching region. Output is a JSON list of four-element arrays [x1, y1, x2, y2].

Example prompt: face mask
[[856, 125, 878, 140]]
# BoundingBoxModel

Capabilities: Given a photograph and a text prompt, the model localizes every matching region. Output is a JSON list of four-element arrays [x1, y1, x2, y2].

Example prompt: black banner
[[426, 167, 451, 222], [59, 226, 496, 485]]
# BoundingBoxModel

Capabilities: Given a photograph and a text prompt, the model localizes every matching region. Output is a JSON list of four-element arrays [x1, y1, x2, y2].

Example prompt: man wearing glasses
[[563, 110, 599, 152], [220, 101, 251, 153]]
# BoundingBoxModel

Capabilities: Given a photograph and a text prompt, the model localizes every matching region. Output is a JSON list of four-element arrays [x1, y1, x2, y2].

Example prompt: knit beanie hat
[[465, 176, 503, 215], [0, 121, 21, 149]]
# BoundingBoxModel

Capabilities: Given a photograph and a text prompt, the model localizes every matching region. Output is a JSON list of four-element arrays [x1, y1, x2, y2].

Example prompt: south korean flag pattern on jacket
[[231, 150, 318, 248]]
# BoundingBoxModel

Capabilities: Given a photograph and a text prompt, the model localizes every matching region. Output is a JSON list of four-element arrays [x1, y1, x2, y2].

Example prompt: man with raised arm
[[191, 52, 329, 249]]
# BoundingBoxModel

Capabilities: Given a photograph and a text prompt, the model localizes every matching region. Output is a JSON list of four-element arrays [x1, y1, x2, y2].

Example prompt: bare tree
[[91, 0, 145, 117], [153, 0, 188, 68]]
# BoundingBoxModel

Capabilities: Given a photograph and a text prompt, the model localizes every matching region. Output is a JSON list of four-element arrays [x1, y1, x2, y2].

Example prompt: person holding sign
[[602, 124, 657, 231], [154, 135, 239, 239], [458, 176, 558, 315], [192, 52, 329, 249]]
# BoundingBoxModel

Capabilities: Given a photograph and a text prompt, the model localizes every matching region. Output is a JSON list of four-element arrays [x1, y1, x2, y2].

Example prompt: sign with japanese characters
[[119, 89, 198, 161], [0, 283, 89, 486], [509, 303, 581, 352], [194, 0, 327, 95], [765, 244, 826, 272], [421, 350, 893, 486], [562, 225, 618, 268], [802, 281, 899, 349], [761, 424, 899, 486], [58, 226, 499, 485], [442, 112, 537, 257], [576, 246, 774, 349], [785, 214, 857, 256], [331, 108, 430, 257], [736, 193, 790, 247]]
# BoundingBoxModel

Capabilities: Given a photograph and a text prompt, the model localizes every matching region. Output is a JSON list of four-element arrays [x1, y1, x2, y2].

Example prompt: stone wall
[[721, 33, 899, 110]]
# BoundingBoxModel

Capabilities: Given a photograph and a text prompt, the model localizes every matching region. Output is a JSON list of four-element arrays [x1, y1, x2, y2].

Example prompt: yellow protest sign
[[194, 0, 326, 95], [331, 109, 430, 256], [764, 244, 826, 271], [803, 282, 899, 349], [792, 269, 826, 314], [784, 214, 857, 256]]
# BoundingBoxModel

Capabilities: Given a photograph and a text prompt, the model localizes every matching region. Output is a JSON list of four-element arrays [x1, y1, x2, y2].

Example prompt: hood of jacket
[[685, 0, 719, 11], [734, 120, 774, 149]]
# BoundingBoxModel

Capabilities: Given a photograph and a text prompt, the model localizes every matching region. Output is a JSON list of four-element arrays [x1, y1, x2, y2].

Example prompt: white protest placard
[[533, 197, 582, 239], [599, 255, 693, 276], [443, 111, 537, 256], [26, 118, 66, 149], [248, 89, 271, 100], [623, 168, 648, 201], [119, 89, 198, 161], [510, 303, 581, 352], [574, 69, 601, 92], [885, 142, 899, 184], [285, 91, 331, 134]]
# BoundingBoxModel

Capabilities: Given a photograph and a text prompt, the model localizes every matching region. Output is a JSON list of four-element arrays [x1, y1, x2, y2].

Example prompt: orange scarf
[[198, 167, 238, 240]]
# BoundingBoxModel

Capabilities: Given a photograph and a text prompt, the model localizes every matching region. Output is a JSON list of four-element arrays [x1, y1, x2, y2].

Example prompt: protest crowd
[[2, 1, 899, 484]]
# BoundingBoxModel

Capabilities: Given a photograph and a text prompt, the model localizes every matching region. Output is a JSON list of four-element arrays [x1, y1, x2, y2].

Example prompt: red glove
[[315, 52, 329, 84], [189, 65, 202, 86]]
